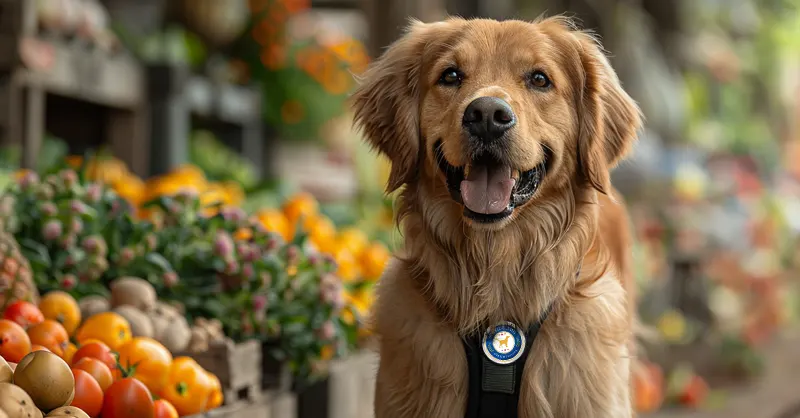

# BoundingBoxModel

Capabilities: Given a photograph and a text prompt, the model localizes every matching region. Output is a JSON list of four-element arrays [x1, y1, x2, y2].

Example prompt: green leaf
[[18, 238, 52, 269], [144, 253, 173, 272]]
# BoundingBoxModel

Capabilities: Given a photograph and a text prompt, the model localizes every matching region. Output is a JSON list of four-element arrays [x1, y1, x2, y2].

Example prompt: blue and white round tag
[[482, 321, 526, 365]]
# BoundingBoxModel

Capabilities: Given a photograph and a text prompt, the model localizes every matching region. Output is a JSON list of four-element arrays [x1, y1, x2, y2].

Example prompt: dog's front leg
[[373, 329, 467, 418], [371, 268, 468, 418]]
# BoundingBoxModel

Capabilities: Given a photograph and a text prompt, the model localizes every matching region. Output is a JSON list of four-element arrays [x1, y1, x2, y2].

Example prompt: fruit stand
[[0, 0, 797, 417]]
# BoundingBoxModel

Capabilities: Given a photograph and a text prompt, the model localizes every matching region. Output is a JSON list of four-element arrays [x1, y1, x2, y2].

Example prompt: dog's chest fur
[[373, 259, 632, 418]]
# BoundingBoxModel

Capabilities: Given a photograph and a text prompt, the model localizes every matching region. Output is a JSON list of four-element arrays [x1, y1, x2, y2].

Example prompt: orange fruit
[[63, 342, 78, 364], [72, 341, 117, 370], [39, 290, 82, 335], [0, 319, 31, 362], [26, 319, 69, 357], [71, 368, 104, 417], [30, 344, 50, 352], [73, 357, 114, 392], [76, 312, 132, 350], [154, 399, 179, 418], [116, 337, 173, 393], [205, 371, 223, 410]]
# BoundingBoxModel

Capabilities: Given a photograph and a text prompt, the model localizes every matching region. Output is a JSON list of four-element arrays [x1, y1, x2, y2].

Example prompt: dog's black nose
[[462, 97, 516, 140]]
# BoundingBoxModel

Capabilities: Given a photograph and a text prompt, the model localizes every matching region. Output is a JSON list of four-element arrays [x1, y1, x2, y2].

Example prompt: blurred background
[[0, 0, 798, 417]]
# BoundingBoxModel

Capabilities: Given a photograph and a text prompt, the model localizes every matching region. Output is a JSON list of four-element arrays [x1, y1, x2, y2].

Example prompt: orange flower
[[281, 100, 305, 124], [252, 19, 277, 46], [260, 44, 286, 70], [320, 68, 352, 95], [234, 227, 253, 241], [284, 0, 310, 14]]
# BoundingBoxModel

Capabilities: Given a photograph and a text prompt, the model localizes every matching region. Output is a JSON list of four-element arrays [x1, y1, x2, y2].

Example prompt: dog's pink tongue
[[460, 164, 515, 214]]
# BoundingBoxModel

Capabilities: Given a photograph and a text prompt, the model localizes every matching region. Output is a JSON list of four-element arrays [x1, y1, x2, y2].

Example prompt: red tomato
[[101, 378, 155, 418], [153, 399, 179, 418], [0, 319, 31, 362], [3, 301, 44, 329], [72, 341, 117, 370], [71, 368, 104, 417], [73, 357, 114, 392]]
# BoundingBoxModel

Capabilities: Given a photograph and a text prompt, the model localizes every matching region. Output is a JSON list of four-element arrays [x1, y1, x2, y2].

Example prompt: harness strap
[[462, 305, 553, 418]]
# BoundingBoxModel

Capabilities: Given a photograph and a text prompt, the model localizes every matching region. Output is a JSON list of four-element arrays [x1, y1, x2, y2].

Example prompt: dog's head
[[352, 17, 641, 229]]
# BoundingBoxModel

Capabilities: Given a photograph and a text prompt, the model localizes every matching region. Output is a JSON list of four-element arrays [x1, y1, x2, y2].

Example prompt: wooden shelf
[[13, 36, 143, 110]]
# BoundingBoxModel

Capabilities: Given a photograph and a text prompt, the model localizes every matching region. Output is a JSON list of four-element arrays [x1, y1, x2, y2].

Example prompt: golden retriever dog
[[352, 16, 642, 418]]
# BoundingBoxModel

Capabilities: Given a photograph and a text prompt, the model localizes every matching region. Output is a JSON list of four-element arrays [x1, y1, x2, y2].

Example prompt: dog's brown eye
[[438, 68, 463, 87], [528, 71, 552, 89]]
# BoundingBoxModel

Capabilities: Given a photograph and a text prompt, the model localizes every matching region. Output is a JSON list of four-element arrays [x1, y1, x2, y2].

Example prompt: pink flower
[[224, 258, 239, 275], [252, 294, 268, 311], [163, 272, 179, 288], [61, 275, 77, 290], [60, 169, 78, 187], [69, 200, 85, 214], [118, 247, 136, 266], [85, 183, 103, 203], [221, 207, 246, 222], [70, 218, 83, 234], [17, 171, 39, 189], [42, 220, 63, 241], [82, 235, 107, 255], [241, 263, 255, 279], [236, 243, 251, 260], [213, 232, 234, 257], [317, 320, 336, 340]]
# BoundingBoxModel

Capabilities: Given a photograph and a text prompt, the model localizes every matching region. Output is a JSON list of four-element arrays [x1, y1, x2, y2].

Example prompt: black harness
[[462, 268, 577, 418], [462, 305, 552, 418]]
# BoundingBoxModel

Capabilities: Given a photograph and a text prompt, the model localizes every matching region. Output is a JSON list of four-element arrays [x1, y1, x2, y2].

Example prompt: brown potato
[[78, 296, 109, 322], [109, 277, 156, 311], [13, 351, 75, 412], [45, 406, 90, 418], [0, 382, 41, 418], [0, 357, 12, 384], [112, 306, 154, 338]]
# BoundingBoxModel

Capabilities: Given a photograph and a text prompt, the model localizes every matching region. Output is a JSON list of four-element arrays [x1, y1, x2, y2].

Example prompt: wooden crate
[[0, 0, 149, 175], [188, 390, 297, 418], [328, 351, 378, 418], [294, 351, 378, 418], [261, 340, 293, 392], [182, 340, 263, 406]]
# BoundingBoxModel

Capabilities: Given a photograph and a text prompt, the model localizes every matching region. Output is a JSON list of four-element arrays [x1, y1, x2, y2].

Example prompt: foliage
[[233, 0, 370, 140], [1, 165, 357, 380]]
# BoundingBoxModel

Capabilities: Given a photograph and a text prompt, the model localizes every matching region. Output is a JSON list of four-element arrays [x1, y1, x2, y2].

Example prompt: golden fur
[[352, 16, 642, 418]]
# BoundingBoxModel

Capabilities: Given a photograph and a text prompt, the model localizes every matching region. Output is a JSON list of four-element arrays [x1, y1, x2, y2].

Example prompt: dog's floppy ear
[[351, 20, 453, 193], [573, 32, 642, 195]]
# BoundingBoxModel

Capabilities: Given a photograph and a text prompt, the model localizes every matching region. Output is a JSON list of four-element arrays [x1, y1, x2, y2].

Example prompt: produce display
[[0, 147, 388, 391], [0, 288, 223, 417]]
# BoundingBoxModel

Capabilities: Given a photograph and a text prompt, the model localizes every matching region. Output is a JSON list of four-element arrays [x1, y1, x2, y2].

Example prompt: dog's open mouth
[[435, 140, 545, 223]]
